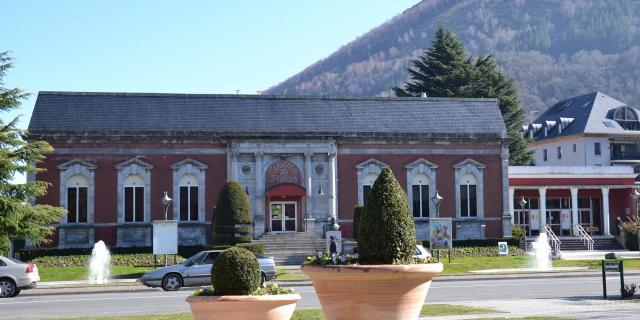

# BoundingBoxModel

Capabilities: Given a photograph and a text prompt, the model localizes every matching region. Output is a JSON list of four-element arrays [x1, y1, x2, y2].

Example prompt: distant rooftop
[[28, 91, 508, 141]]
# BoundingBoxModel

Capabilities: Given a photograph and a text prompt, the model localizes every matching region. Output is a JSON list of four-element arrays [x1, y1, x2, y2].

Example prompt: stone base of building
[[455, 219, 486, 240], [117, 224, 152, 247], [58, 225, 96, 248], [178, 222, 207, 246]]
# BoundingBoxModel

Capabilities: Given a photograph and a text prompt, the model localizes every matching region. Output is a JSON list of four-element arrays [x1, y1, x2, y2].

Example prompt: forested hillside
[[266, 0, 640, 115]]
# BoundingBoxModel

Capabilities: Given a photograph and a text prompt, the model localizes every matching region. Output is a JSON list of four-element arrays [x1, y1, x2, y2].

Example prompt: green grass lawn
[[421, 303, 502, 316], [275, 267, 309, 280], [39, 266, 154, 282]]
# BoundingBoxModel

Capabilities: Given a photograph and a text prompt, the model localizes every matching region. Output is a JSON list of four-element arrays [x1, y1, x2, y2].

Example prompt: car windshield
[[183, 252, 204, 265], [254, 253, 266, 259], [7, 257, 24, 264]]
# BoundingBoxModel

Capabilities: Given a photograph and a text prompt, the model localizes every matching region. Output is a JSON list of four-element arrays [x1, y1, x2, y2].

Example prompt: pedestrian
[[329, 235, 337, 255]]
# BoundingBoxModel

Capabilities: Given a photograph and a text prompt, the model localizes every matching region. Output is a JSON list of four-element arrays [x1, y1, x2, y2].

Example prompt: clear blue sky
[[3, 0, 418, 129]]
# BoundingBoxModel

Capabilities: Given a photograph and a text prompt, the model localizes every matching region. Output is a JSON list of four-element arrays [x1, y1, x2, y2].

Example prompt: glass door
[[270, 202, 297, 232]]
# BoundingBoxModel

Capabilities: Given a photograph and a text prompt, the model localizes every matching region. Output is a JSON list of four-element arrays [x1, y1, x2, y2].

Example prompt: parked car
[[140, 250, 277, 291], [0, 256, 40, 298], [415, 245, 431, 260]]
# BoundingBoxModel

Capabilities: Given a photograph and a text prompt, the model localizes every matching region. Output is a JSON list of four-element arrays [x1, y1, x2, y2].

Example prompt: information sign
[[498, 242, 509, 256]]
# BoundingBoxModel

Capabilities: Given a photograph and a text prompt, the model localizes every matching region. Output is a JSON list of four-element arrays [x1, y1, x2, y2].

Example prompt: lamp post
[[431, 191, 443, 218], [161, 191, 173, 221], [519, 196, 527, 235]]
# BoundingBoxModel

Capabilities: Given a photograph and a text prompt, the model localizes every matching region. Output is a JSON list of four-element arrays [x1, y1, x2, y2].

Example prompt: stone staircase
[[524, 235, 623, 251], [254, 232, 325, 265]]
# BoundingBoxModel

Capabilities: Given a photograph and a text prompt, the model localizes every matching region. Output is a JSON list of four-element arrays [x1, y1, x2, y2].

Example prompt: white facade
[[532, 136, 610, 166]]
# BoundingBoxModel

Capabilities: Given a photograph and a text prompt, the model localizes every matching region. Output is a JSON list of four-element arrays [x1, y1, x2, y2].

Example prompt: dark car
[[140, 250, 277, 291]]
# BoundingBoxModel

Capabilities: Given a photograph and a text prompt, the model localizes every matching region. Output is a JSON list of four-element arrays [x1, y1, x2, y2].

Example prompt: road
[[1, 274, 639, 319]]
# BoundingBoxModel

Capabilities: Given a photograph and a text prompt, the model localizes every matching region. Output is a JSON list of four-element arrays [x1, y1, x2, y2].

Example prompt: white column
[[571, 187, 579, 236], [304, 152, 313, 219], [254, 153, 264, 236], [230, 152, 239, 181], [328, 152, 337, 220], [602, 186, 610, 235], [539, 187, 547, 232], [508, 187, 515, 224]]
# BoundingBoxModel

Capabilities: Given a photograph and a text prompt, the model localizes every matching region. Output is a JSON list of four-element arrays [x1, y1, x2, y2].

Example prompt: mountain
[[266, 0, 640, 116]]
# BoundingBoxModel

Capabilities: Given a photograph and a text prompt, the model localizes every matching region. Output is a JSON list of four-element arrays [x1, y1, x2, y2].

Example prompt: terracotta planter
[[301, 263, 443, 320], [185, 294, 301, 320]]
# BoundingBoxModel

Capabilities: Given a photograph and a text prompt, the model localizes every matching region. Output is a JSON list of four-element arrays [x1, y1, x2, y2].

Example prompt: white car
[[0, 256, 40, 297], [415, 245, 431, 260]]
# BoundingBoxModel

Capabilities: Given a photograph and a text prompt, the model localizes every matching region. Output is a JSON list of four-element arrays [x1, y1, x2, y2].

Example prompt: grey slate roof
[[529, 91, 639, 141], [28, 91, 507, 141]]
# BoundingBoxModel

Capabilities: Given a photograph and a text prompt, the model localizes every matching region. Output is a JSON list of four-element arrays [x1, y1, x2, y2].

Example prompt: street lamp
[[431, 191, 443, 218], [160, 191, 173, 221], [519, 196, 527, 236]]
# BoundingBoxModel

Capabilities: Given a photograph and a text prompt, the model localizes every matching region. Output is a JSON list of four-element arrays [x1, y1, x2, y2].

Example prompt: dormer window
[[613, 107, 640, 130]]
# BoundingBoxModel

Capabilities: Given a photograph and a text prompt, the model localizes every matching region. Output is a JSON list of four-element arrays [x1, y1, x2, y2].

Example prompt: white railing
[[575, 224, 594, 251], [544, 225, 561, 253]]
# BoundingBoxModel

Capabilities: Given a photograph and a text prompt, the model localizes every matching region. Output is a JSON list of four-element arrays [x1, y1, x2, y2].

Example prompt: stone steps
[[255, 232, 325, 266], [524, 236, 623, 251]]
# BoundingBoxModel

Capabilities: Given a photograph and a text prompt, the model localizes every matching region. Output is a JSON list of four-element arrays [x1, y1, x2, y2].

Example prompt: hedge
[[422, 238, 520, 249], [20, 245, 209, 262], [31, 254, 186, 268]]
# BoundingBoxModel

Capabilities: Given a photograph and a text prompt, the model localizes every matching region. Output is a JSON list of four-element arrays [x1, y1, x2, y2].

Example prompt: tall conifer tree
[[393, 28, 533, 165], [0, 51, 64, 255]]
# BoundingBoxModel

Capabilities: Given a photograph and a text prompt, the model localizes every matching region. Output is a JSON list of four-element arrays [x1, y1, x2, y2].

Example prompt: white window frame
[[116, 158, 153, 224], [405, 158, 438, 219], [454, 158, 485, 219], [355, 158, 388, 205], [57, 159, 97, 224], [171, 158, 207, 222]]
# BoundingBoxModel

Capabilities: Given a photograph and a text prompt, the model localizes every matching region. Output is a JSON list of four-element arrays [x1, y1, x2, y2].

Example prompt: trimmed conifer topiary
[[357, 168, 417, 264], [353, 205, 364, 241], [211, 247, 261, 295], [212, 181, 253, 246]]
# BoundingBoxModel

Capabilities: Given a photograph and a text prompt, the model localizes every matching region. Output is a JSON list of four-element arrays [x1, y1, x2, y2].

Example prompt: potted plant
[[186, 247, 300, 320], [301, 168, 443, 320]]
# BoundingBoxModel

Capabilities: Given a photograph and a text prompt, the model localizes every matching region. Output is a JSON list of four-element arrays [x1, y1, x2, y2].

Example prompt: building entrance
[[270, 202, 297, 232]]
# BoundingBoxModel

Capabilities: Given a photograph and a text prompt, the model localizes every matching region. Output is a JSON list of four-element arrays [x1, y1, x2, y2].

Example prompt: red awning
[[266, 183, 306, 198]]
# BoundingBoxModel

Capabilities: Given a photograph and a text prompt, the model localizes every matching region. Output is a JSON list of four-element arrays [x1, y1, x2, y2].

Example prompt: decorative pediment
[[170, 158, 208, 170], [115, 158, 154, 170], [355, 158, 389, 169], [405, 158, 439, 169], [57, 158, 97, 170], [453, 158, 486, 169]]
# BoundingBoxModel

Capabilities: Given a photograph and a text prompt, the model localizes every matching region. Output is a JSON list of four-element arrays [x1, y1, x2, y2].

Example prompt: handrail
[[575, 224, 594, 251], [544, 225, 561, 252]]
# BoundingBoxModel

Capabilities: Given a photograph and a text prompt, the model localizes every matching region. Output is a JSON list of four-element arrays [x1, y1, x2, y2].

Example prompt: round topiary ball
[[211, 247, 261, 295]]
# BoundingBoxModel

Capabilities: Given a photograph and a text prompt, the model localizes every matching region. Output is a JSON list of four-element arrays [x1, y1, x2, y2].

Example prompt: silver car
[[0, 256, 40, 298], [140, 250, 277, 291]]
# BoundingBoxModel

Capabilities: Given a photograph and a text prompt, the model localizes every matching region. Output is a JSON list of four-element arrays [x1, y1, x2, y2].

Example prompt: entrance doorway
[[270, 202, 297, 232]]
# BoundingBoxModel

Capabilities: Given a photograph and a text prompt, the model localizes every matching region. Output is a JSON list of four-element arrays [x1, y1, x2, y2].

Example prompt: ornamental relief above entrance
[[265, 159, 302, 189]]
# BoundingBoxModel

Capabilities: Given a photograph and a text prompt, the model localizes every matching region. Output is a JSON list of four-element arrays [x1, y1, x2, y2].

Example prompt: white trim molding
[[115, 158, 153, 223], [405, 158, 438, 218], [57, 158, 97, 224], [454, 158, 485, 219], [355, 158, 388, 205], [170, 158, 208, 222]]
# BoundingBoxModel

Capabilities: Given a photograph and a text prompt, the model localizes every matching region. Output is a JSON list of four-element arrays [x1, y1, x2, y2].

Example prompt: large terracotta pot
[[301, 263, 443, 320], [185, 294, 301, 320]]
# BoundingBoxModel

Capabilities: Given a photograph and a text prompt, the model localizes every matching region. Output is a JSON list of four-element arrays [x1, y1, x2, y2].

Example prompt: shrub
[[212, 181, 253, 246], [20, 245, 208, 261], [622, 283, 637, 299], [352, 205, 364, 241], [211, 247, 261, 295], [236, 243, 264, 255], [357, 168, 417, 265], [511, 226, 525, 245], [622, 216, 639, 251], [604, 252, 618, 260], [30, 253, 186, 267]]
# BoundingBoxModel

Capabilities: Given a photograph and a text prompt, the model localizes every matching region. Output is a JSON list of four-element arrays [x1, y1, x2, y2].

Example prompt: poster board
[[325, 231, 342, 254], [153, 220, 178, 255], [429, 218, 452, 251], [498, 242, 509, 255], [530, 209, 540, 230]]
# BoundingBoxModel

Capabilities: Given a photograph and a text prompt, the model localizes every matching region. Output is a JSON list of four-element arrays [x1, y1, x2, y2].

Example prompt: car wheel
[[0, 278, 16, 298], [161, 274, 183, 291], [11, 289, 21, 297]]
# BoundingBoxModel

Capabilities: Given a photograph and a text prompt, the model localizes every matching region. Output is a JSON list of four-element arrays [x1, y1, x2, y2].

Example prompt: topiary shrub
[[352, 205, 364, 241], [212, 181, 253, 246], [211, 247, 261, 295], [357, 168, 417, 265], [511, 226, 525, 245]]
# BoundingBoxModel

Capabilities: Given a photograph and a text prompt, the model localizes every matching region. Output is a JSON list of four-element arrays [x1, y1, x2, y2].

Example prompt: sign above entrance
[[266, 160, 302, 190]]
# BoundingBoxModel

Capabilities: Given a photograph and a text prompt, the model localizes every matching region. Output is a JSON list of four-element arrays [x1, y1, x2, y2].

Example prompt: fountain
[[531, 232, 552, 270], [89, 240, 111, 284]]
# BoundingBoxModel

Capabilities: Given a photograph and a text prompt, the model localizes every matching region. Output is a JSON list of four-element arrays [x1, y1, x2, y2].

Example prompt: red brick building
[[28, 92, 511, 248]]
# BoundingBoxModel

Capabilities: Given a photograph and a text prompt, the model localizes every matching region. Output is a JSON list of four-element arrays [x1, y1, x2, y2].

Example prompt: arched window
[[362, 173, 378, 203], [412, 174, 430, 218], [460, 173, 477, 217], [179, 174, 199, 221], [613, 107, 639, 130], [66, 175, 88, 223], [124, 174, 145, 222]]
